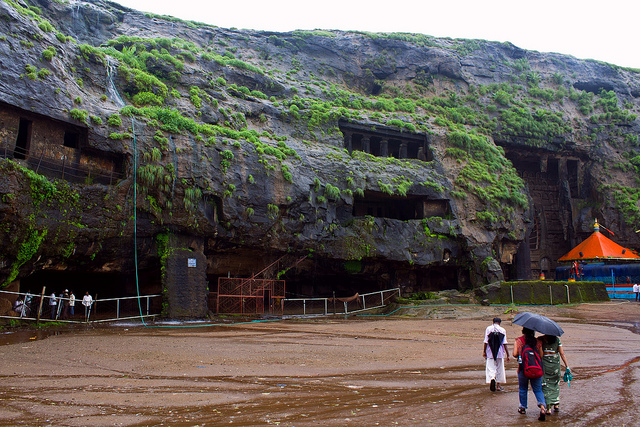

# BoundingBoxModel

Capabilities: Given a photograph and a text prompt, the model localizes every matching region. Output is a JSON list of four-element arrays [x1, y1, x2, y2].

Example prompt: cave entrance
[[63, 130, 80, 149], [14, 118, 32, 159], [18, 268, 162, 319], [503, 150, 577, 280], [353, 191, 451, 220], [417, 266, 467, 292], [283, 271, 380, 299], [281, 259, 469, 298], [339, 120, 432, 161]]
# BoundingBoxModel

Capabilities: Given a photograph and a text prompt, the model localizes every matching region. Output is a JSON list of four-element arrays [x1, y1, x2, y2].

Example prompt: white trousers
[[485, 357, 506, 384]]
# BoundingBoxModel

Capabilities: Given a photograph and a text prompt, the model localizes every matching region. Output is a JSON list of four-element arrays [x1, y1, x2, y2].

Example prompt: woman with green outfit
[[539, 335, 570, 415]]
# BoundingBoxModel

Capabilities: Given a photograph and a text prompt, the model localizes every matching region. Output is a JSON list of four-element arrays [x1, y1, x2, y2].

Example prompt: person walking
[[633, 282, 639, 302], [82, 292, 93, 322], [513, 327, 547, 421], [483, 317, 509, 392], [540, 335, 570, 414]]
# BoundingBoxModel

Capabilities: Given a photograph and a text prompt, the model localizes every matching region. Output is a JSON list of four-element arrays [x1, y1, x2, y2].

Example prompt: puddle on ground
[[0, 328, 65, 345], [1, 365, 636, 426]]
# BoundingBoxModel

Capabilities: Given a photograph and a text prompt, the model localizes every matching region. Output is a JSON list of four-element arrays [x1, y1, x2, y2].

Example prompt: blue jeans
[[518, 371, 546, 409]]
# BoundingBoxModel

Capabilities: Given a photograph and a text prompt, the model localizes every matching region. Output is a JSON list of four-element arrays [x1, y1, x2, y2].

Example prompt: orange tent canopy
[[558, 220, 640, 263]]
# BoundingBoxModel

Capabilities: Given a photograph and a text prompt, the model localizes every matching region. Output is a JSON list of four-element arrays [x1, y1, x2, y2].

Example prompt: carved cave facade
[[501, 147, 587, 281], [0, 101, 125, 184]]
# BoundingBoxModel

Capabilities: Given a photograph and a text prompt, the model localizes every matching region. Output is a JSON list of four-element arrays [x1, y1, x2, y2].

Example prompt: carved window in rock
[[63, 131, 80, 149], [339, 122, 431, 162], [204, 195, 223, 224], [353, 192, 450, 220]]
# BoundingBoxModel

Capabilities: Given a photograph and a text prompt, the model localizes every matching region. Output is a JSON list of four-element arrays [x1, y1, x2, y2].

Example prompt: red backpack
[[520, 339, 543, 379]]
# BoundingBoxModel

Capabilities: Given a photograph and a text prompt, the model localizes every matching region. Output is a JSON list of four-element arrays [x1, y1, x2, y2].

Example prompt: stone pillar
[[399, 142, 408, 159], [559, 157, 568, 181], [343, 131, 352, 153], [540, 155, 548, 173], [417, 146, 427, 161], [162, 234, 208, 318], [380, 139, 388, 157], [362, 136, 370, 154]]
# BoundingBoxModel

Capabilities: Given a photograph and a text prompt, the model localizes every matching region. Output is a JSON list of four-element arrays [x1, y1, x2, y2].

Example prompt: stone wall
[[476, 281, 610, 305], [163, 234, 208, 318]]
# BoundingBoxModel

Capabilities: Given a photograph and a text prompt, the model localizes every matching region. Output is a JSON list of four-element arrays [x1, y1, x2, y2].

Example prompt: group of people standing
[[48, 290, 75, 320], [483, 317, 570, 422], [45, 290, 93, 321]]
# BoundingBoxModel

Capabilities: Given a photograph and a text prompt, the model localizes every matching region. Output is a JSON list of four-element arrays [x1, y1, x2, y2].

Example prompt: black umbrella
[[513, 312, 564, 336], [487, 329, 505, 361]]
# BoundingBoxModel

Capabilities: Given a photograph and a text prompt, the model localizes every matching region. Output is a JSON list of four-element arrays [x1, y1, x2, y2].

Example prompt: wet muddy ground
[[1, 302, 640, 426]]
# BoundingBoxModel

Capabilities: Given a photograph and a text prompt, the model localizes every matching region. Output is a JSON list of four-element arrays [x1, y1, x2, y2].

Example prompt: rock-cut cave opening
[[18, 268, 162, 317]]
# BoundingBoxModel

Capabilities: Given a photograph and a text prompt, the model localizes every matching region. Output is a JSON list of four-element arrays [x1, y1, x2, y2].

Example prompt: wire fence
[[2, 287, 400, 322], [1, 143, 126, 185], [282, 288, 401, 316], [0, 289, 161, 323]]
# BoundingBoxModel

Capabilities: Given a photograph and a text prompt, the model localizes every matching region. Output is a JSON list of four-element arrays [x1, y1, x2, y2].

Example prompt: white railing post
[[116, 299, 120, 319], [303, 299, 306, 315]]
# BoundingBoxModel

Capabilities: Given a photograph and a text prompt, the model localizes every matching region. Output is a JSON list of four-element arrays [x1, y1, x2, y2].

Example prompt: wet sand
[[1, 301, 640, 426]]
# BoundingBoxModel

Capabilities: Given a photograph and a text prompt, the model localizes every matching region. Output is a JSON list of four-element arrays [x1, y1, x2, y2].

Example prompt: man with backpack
[[483, 317, 510, 392], [513, 327, 548, 421]]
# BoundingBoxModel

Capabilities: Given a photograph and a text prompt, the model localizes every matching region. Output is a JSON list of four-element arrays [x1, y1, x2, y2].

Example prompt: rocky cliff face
[[1, 0, 640, 314]]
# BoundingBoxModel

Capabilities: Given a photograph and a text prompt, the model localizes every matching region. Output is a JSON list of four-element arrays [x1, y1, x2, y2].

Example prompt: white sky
[[113, 0, 640, 69]]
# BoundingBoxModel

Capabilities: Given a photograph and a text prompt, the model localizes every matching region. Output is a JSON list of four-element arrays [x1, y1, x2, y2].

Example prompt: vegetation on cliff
[[1, 0, 640, 292]]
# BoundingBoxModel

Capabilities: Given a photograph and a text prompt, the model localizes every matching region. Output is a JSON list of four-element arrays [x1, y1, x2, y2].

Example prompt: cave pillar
[[559, 157, 568, 181], [399, 142, 408, 159], [162, 234, 208, 318], [540, 155, 548, 173], [380, 139, 388, 157], [343, 131, 352, 153], [362, 136, 370, 154], [417, 146, 427, 161]]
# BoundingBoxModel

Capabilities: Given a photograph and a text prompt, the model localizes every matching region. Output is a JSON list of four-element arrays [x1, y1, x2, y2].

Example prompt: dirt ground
[[1, 301, 640, 426]]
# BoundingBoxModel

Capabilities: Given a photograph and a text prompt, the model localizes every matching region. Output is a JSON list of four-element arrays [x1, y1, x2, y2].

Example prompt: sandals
[[554, 405, 559, 412], [538, 405, 546, 421], [518, 407, 526, 414]]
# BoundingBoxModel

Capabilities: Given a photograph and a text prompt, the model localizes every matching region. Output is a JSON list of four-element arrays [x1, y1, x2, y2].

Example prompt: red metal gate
[[217, 277, 285, 315]]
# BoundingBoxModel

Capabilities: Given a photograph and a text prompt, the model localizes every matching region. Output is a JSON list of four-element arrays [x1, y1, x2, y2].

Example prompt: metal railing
[[1, 143, 126, 185], [0, 289, 161, 323], [282, 288, 401, 316]]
